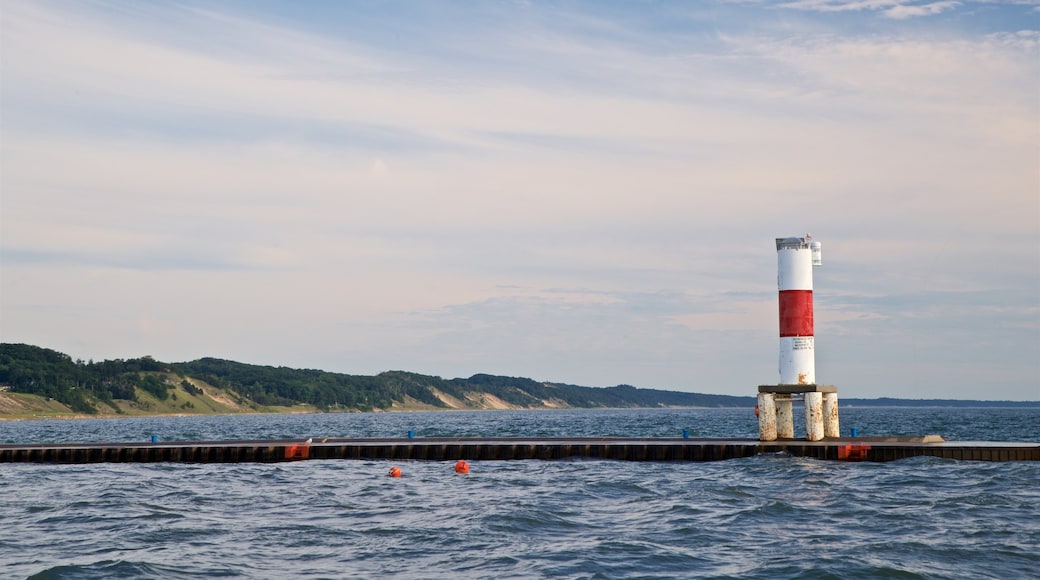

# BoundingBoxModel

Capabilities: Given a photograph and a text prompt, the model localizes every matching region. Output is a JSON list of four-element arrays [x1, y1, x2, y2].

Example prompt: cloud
[[777, 0, 962, 19], [883, 1, 961, 18]]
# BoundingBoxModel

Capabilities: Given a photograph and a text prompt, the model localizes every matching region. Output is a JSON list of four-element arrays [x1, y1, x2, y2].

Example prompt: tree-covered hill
[[0, 343, 172, 414], [0, 343, 752, 415]]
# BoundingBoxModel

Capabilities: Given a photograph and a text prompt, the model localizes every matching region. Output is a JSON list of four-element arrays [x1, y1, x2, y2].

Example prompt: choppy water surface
[[1, 408, 1038, 579]]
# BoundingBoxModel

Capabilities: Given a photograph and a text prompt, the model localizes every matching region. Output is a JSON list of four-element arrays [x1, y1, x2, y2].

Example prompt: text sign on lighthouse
[[776, 236, 821, 385]]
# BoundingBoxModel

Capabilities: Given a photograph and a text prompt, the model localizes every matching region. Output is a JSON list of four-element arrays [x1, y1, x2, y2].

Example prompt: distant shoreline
[[2, 401, 1037, 423], [2, 344, 1037, 420]]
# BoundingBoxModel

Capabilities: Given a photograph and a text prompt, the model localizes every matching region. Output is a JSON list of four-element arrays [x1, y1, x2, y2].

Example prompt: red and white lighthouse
[[758, 234, 836, 442], [776, 235, 821, 385]]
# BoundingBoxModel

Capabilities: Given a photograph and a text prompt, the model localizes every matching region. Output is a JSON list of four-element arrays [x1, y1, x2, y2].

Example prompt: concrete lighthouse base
[[757, 385, 839, 442]]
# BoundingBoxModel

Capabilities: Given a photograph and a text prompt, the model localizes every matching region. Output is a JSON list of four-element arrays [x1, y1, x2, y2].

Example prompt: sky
[[1, 0, 1037, 401]]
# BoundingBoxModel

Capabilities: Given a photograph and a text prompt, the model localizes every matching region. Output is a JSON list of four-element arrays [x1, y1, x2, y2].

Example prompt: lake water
[[1, 407, 1038, 579]]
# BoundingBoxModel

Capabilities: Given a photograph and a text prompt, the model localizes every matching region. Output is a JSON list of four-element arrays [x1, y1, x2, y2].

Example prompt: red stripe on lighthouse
[[779, 290, 813, 337]]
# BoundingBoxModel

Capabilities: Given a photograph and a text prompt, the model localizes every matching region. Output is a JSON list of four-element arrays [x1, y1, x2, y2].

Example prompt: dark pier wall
[[1, 438, 1037, 464]]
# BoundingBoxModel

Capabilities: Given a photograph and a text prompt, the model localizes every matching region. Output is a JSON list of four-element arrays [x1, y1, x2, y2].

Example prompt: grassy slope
[[0, 374, 321, 420]]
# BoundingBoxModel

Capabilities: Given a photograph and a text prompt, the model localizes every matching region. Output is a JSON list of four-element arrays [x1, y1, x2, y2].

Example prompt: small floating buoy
[[454, 460, 470, 474], [387, 466, 402, 478]]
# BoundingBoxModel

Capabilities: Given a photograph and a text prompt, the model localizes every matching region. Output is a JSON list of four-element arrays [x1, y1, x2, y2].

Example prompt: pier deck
[[1, 437, 1037, 463]]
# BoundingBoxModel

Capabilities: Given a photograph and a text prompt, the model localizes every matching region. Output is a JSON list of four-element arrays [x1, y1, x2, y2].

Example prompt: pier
[[0, 437, 1036, 463]]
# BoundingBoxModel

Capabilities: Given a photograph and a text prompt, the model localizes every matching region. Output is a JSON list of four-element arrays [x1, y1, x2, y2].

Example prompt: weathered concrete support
[[757, 393, 777, 441], [759, 385, 837, 441], [777, 395, 794, 439], [823, 392, 840, 438], [805, 392, 824, 441]]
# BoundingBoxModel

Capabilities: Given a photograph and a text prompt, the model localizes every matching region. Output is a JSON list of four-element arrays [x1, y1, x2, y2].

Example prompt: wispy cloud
[[777, 0, 962, 19]]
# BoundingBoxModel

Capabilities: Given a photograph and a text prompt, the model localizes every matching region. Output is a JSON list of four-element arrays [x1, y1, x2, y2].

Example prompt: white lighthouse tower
[[777, 235, 819, 385], [758, 234, 838, 442]]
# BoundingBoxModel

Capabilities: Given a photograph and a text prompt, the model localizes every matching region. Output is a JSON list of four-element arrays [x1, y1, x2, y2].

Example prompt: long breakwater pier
[[1, 436, 1037, 464]]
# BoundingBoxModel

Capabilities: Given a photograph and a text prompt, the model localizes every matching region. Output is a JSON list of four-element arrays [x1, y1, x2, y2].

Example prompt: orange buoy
[[387, 466, 402, 478], [453, 460, 470, 474]]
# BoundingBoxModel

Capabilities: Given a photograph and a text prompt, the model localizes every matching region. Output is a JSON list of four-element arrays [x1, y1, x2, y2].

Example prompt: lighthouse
[[777, 235, 820, 385], [758, 234, 838, 442]]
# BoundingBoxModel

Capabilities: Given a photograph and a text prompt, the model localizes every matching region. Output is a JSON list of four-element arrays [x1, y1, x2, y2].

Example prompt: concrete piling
[[823, 392, 840, 438], [777, 396, 794, 439], [757, 393, 777, 441], [805, 392, 825, 441]]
